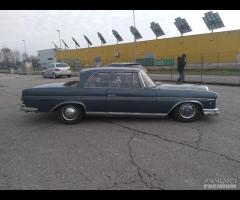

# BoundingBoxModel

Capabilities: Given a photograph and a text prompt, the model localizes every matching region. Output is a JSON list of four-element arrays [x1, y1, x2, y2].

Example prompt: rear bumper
[[203, 108, 219, 116], [55, 70, 71, 76], [19, 104, 38, 112]]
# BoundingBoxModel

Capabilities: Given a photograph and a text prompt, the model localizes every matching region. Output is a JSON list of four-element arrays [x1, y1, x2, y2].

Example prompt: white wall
[[38, 48, 57, 68]]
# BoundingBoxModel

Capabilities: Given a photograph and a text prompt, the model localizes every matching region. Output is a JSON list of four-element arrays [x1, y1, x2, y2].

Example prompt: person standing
[[177, 54, 186, 83]]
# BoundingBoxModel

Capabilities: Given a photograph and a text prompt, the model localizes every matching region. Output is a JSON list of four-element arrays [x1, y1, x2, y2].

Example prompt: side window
[[85, 73, 110, 88], [133, 73, 141, 88], [111, 73, 133, 88]]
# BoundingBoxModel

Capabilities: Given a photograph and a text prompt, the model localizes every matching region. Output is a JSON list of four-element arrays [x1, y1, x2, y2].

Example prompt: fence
[[67, 51, 239, 85], [1, 51, 240, 85]]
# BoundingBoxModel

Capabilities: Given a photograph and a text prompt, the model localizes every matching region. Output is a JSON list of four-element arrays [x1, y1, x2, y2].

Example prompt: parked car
[[20, 67, 219, 124], [108, 62, 148, 73], [42, 62, 71, 78]]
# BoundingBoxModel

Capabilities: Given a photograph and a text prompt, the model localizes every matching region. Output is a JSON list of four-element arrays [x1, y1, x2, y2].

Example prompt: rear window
[[56, 63, 68, 67]]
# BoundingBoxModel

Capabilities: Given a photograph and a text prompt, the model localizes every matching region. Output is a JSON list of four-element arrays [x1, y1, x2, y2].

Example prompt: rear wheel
[[174, 103, 200, 122], [57, 104, 84, 124], [52, 73, 57, 79]]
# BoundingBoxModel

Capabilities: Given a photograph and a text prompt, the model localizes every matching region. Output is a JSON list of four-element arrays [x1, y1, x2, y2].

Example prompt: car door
[[82, 72, 110, 112], [107, 72, 157, 113]]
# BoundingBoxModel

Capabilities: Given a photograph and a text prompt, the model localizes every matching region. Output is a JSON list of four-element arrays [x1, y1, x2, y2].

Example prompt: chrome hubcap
[[179, 104, 195, 119], [62, 106, 78, 120]]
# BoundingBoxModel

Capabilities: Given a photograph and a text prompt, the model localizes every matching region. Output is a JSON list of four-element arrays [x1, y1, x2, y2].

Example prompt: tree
[[0, 48, 15, 72], [29, 55, 40, 69]]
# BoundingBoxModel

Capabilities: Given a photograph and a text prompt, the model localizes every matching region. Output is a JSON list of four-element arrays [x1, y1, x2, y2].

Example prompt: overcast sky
[[0, 10, 240, 56]]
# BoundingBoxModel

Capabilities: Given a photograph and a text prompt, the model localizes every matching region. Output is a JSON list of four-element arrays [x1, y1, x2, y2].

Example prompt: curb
[[153, 79, 240, 87]]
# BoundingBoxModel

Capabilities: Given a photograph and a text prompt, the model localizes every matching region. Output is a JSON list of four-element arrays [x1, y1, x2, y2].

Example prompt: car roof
[[81, 67, 141, 73], [109, 62, 140, 65]]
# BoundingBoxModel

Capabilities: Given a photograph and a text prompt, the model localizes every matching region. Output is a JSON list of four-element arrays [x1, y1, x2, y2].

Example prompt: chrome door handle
[[108, 94, 116, 97]]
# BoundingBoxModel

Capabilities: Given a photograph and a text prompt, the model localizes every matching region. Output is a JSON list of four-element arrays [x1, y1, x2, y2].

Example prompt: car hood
[[156, 83, 209, 91]]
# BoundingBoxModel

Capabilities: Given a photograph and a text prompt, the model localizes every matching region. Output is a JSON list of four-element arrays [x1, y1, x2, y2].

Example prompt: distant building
[[38, 48, 57, 68]]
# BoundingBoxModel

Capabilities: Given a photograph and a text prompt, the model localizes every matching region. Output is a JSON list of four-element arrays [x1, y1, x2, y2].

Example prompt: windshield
[[140, 70, 156, 88], [56, 63, 69, 67]]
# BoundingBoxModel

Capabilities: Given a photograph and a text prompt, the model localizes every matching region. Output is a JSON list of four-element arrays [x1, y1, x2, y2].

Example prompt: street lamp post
[[56, 30, 61, 49], [133, 10, 137, 62], [22, 40, 27, 55]]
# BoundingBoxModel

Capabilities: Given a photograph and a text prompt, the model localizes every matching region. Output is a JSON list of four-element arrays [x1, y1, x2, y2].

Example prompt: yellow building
[[56, 29, 240, 67]]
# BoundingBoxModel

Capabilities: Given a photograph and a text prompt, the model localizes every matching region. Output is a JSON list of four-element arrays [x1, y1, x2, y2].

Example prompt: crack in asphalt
[[105, 120, 240, 166], [98, 119, 166, 190], [98, 119, 240, 190], [127, 133, 165, 190], [190, 126, 204, 148]]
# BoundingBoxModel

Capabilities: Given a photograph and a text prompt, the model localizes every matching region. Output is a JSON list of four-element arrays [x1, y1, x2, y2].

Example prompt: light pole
[[56, 30, 61, 49], [22, 40, 27, 54], [132, 10, 137, 62]]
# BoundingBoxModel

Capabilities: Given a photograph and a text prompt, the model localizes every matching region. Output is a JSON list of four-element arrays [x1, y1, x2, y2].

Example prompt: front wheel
[[174, 103, 200, 122], [57, 104, 84, 124]]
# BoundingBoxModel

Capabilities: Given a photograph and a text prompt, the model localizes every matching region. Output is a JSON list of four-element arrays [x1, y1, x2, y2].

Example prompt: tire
[[174, 103, 200, 122], [57, 104, 84, 124], [68, 75, 71, 78], [52, 73, 57, 79], [42, 73, 46, 78]]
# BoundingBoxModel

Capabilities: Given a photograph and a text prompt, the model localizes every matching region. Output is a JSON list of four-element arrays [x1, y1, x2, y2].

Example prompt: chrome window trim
[[138, 70, 146, 88], [133, 72, 141, 88]]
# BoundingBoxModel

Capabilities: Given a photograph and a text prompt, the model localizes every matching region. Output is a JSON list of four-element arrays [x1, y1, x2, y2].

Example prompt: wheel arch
[[49, 101, 87, 113], [167, 100, 203, 116]]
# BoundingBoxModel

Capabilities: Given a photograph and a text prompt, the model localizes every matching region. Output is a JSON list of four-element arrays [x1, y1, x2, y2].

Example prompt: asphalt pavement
[[0, 74, 240, 190]]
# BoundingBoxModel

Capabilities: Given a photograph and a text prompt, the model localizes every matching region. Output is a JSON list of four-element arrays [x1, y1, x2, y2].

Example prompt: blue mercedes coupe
[[20, 67, 219, 124]]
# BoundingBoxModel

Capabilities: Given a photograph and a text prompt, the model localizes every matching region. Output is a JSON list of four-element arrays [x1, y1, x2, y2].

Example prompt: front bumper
[[203, 108, 220, 116], [19, 104, 38, 112]]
